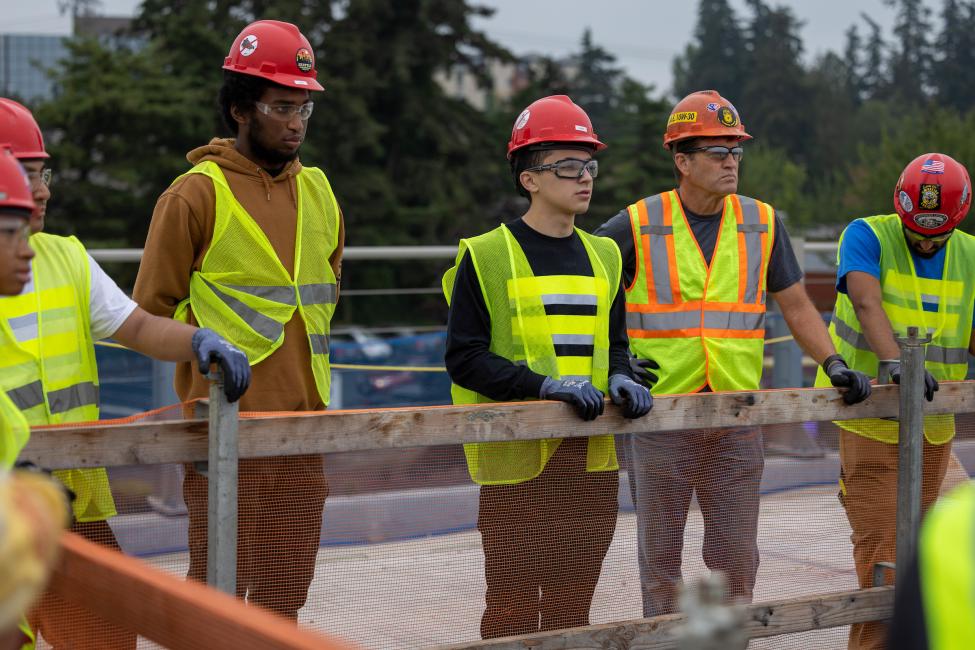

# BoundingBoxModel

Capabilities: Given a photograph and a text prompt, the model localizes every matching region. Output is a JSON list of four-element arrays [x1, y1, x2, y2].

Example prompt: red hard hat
[[893, 153, 971, 235], [663, 90, 752, 150], [0, 148, 36, 214], [0, 98, 48, 159], [223, 20, 324, 91], [507, 95, 606, 159]]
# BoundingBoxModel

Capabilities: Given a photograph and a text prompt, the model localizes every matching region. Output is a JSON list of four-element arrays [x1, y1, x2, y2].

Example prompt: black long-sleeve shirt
[[445, 218, 633, 402]]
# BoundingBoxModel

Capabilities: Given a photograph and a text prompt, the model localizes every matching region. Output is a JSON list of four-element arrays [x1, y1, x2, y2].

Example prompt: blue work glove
[[628, 356, 660, 389], [539, 377, 605, 421], [878, 360, 939, 402], [823, 354, 872, 405], [191, 328, 251, 403], [609, 374, 653, 418]]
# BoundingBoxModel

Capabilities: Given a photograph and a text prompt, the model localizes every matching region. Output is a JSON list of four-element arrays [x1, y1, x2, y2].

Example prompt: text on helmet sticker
[[514, 109, 530, 130], [296, 48, 314, 73], [668, 111, 697, 126], [239, 35, 258, 57], [575, 125, 588, 132], [921, 159, 945, 174], [706, 102, 719, 112], [919, 184, 941, 210], [914, 213, 948, 229], [717, 106, 739, 127], [898, 190, 914, 214]]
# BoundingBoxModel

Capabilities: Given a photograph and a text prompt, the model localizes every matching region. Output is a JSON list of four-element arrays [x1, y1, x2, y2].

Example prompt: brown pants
[[839, 431, 950, 650], [29, 519, 137, 650], [476, 438, 619, 639], [184, 454, 329, 619]]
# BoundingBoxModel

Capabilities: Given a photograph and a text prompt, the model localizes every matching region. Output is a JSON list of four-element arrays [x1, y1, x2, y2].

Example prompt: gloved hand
[[822, 354, 872, 405], [878, 359, 939, 402], [191, 328, 251, 403], [628, 356, 660, 389], [609, 374, 653, 418], [539, 377, 605, 421]]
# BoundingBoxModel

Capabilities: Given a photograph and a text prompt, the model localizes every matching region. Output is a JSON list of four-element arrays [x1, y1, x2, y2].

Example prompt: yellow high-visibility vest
[[624, 190, 774, 394], [0, 389, 28, 469], [0, 232, 116, 522], [815, 214, 975, 444], [442, 224, 620, 485], [173, 161, 340, 405]]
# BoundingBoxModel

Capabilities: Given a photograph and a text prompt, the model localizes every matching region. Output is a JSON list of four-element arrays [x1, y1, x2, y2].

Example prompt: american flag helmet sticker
[[921, 159, 945, 174]]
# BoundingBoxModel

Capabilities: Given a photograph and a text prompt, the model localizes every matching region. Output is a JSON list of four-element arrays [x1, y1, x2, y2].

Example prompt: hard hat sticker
[[667, 111, 697, 126], [239, 35, 258, 57], [961, 183, 969, 207], [294, 80, 309, 86], [921, 159, 945, 174], [296, 48, 314, 73], [914, 213, 948, 229], [717, 106, 739, 127], [706, 102, 719, 112], [919, 184, 942, 210], [575, 125, 588, 132], [514, 109, 530, 130], [898, 190, 914, 214]]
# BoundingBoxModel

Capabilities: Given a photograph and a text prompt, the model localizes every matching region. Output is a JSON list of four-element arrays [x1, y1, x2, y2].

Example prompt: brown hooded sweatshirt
[[133, 138, 344, 412]]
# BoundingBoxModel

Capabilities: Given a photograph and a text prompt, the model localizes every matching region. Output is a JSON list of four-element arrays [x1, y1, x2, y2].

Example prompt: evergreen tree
[[672, 0, 746, 98], [934, 0, 975, 111], [883, 0, 935, 103]]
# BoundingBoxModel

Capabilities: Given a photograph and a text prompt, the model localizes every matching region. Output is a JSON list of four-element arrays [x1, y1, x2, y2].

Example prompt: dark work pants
[[477, 437, 619, 639]]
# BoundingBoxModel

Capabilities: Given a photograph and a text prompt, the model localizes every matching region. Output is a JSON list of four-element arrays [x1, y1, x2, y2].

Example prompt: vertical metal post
[[207, 368, 238, 595], [896, 326, 928, 569]]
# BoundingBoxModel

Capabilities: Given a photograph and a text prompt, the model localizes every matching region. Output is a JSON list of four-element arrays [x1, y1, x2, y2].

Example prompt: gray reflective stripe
[[552, 334, 595, 345], [643, 195, 675, 305], [309, 334, 330, 355], [920, 293, 940, 305], [832, 315, 871, 352], [204, 278, 284, 342], [8, 312, 38, 343], [627, 310, 765, 332], [7, 380, 44, 410], [298, 283, 338, 306], [738, 197, 765, 303], [702, 311, 765, 330], [48, 382, 99, 414], [926, 345, 968, 365], [223, 284, 297, 305], [640, 224, 673, 236], [540, 294, 598, 306]]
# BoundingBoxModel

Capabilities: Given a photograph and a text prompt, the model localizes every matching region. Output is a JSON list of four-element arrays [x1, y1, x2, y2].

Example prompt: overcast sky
[[5, 0, 899, 94]]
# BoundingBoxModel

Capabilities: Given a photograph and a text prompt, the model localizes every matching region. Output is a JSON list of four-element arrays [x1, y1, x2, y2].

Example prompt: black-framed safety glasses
[[680, 145, 744, 162], [525, 158, 599, 180]]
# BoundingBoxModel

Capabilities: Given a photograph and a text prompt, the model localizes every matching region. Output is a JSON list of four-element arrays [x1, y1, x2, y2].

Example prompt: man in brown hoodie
[[133, 20, 344, 619]]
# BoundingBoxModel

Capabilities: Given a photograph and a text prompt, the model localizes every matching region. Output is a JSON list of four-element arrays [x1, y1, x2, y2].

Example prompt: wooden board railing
[[19, 382, 975, 468], [50, 532, 360, 650], [432, 586, 895, 650]]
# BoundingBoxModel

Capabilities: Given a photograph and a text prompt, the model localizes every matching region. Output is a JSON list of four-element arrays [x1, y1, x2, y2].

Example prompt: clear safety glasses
[[255, 101, 315, 122], [525, 158, 599, 180]]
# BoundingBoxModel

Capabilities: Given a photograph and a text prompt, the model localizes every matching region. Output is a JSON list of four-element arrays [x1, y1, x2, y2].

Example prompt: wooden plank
[[19, 382, 975, 469], [432, 586, 895, 650], [50, 532, 360, 650]]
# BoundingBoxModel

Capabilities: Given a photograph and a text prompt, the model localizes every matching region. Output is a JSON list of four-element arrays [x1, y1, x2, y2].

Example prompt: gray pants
[[626, 427, 764, 617]]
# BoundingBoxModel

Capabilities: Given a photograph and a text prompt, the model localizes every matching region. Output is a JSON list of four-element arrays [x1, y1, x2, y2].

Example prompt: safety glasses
[[681, 145, 744, 162], [26, 168, 52, 188], [0, 217, 31, 245], [525, 158, 598, 179], [904, 226, 952, 244], [255, 101, 315, 122]]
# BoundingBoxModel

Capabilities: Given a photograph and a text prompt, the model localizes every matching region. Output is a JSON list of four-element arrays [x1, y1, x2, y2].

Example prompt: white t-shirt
[[12, 253, 138, 342]]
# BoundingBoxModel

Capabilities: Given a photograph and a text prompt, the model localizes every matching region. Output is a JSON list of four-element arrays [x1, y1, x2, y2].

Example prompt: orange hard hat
[[0, 98, 48, 159], [0, 148, 36, 214], [223, 20, 324, 91], [507, 95, 606, 159], [662, 90, 752, 149], [894, 153, 971, 235]]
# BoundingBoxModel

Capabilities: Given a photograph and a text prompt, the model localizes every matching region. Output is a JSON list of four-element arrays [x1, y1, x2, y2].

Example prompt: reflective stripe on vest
[[625, 191, 774, 394], [919, 482, 975, 649], [815, 214, 975, 444], [0, 233, 116, 522], [173, 161, 340, 405], [442, 224, 620, 485]]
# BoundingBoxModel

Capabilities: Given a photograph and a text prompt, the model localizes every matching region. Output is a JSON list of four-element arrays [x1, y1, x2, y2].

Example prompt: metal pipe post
[[895, 326, 928, 569], [207, 368, 239, 595]]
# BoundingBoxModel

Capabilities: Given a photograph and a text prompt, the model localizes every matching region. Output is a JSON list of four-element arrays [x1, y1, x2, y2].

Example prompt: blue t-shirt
[[837, 218, 975, 325]]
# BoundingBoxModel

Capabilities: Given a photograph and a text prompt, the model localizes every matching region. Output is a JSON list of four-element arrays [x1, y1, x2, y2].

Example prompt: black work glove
[[191, 328, 252, 403], [628, 356, 660, 389], [878, 360, 939, 402], [609, 374, 653, 418], [823, 354, 872, 405], [539, 377, 605, 421]]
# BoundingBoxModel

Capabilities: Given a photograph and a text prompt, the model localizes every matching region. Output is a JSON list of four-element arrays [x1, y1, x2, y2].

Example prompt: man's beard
[[247, 119, 299, 168]]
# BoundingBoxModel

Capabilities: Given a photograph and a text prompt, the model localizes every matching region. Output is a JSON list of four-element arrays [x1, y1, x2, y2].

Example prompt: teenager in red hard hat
[[816, 152, 975, 650], [134, 19, 343, 619], [443, 95, 652, 638]]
